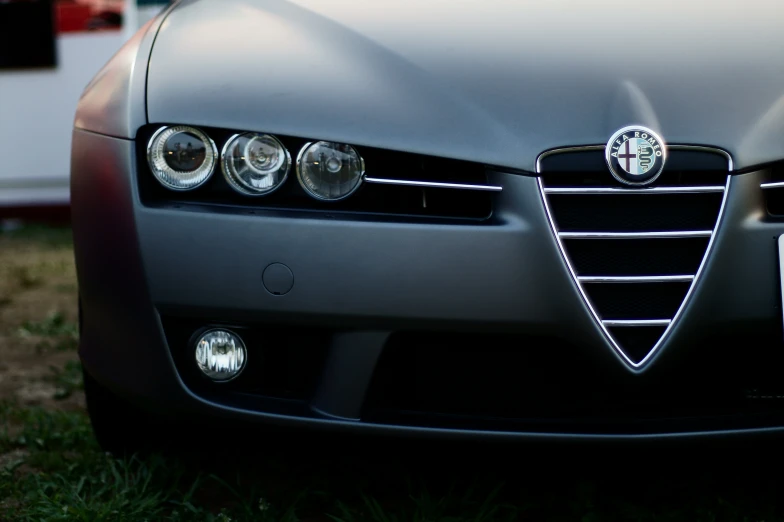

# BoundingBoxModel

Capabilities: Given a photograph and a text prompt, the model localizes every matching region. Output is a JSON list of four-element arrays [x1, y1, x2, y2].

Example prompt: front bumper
[[71, 129, 784, 440]]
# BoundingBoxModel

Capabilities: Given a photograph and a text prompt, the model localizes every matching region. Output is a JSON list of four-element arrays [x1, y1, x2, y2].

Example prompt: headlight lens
[[296, 141, 365, 201], [147, 125, 217, 190], [221, 133, 290, 196]]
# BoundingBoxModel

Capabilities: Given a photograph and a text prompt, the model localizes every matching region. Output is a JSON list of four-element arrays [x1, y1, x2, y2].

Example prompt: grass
[[1, 404, 784, 522], [2, 223, 784, 520]]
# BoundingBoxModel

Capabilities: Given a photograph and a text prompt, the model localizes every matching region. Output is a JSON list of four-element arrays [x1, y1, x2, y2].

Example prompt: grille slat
[[539, 148, 730, 367], [560, 231, 712, 239], [548, 192, 724, 232], [563, 237, 710, 276], [544, 185, 725, 194], [582, 281, 691, 320]]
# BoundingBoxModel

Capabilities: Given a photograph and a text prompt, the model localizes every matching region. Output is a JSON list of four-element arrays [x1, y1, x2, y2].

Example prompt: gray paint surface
[[144, 0, 784, 171]]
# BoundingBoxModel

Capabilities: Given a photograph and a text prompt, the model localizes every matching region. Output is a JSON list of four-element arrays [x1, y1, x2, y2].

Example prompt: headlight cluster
[[147, 125, 366, 201]]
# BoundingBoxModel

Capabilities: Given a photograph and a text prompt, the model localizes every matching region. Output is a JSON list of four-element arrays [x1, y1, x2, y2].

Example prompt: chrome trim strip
[[535, 144, 734, 174], [760, 181, 784, 189], [559, 230, 712, 239], [363, 177, 503, 192], [544, 186, 725, 195], [579, 275, 695, 283], [537, 174, 732, 370], [602, 319, 672, 327]]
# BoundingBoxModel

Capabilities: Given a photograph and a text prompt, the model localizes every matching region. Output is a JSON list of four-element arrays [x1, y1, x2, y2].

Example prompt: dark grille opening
[[564, 238, 709, 276], [160, 316, 330, 410], [362, 331, 784, 434], [763, 163, 784, 217], [607, 326, 668, 364], [136, 124, 494, 221], [766, 189, 784, 216], [583, 282, 690, 320], [543, 170, 728, 188], [365, 332, 629, 422], [548, 193, 723, 232]]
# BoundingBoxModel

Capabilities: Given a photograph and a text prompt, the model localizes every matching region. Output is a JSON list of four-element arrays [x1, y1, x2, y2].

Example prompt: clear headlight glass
[[296, 141, 365, 201], [147, 125, 217, 190], [221, 133, 290, 196]]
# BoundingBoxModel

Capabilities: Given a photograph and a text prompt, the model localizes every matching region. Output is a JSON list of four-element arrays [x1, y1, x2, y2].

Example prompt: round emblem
[[605, 126, 667, 186]]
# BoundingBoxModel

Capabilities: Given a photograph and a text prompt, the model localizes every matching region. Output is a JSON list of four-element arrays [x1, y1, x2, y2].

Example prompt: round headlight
[[296, 141, 365, 201], [194, 329, 247, 382], [221, 133, 290, 196], [147, 125, 217, 191]]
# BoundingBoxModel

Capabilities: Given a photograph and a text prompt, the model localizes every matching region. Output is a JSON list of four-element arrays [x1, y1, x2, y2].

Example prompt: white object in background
[[0, 1, 139, 208]]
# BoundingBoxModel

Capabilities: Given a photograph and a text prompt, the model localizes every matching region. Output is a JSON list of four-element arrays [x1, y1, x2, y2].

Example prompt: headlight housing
[[147, 125, 217, 191], [221, 133, 290, 196], [296, 141, 365, 201]]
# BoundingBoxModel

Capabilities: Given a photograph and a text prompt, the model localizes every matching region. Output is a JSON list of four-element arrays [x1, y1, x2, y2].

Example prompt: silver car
[[71, 0, 784, 452]]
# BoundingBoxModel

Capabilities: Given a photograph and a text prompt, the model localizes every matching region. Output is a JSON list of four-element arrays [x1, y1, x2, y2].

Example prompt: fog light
[[194, 329, 247, 382]]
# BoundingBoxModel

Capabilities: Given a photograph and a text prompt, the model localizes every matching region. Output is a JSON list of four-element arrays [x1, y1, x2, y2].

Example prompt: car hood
[[146, 0, 784, 172]]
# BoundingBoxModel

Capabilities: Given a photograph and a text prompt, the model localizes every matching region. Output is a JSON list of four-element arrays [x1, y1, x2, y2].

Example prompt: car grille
[[538, 147, 731, 366]]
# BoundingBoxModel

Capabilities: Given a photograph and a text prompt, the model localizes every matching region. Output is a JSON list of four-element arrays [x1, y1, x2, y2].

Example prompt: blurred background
[[0, 0, 169, 225]]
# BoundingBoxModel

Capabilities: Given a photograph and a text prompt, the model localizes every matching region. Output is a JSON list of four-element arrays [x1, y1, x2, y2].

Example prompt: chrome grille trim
[[535, 145, 604, 173], [535, 144, 734, 174], [760, 181, 784, 189], [602, 319, 672, 327], [559, 231, 713, 239], [536, 144, 733, 370], [363, 177, 502, 192], [544, 186, 725, 194], [579, 275, 695, 283], [670, 145, 734, 171]]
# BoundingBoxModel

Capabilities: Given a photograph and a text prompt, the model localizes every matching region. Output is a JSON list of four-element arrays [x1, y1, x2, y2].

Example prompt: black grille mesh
[[548, 193, 723, 232], [582, 282, 691, 320], [563, 238, 709, 276]]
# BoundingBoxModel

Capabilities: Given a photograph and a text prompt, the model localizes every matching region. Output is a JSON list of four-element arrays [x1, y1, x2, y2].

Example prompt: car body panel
[[70, 0, 784, 440], [145, 0, 784, 172], [73, 4, 173, 139], [72, 129, 784, 439]]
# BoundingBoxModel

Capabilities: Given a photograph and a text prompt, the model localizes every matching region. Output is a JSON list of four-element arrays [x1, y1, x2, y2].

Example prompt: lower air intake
[[538, 147, 731, 367]]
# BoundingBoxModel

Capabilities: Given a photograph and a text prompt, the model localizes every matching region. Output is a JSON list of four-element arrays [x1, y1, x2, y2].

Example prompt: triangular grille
[[538, 147, 730, 368]]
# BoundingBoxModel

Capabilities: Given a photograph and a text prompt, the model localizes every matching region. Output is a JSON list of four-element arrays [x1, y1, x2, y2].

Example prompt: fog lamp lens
[[296, 141, 365, 200], [194, 329, 247, 381]]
